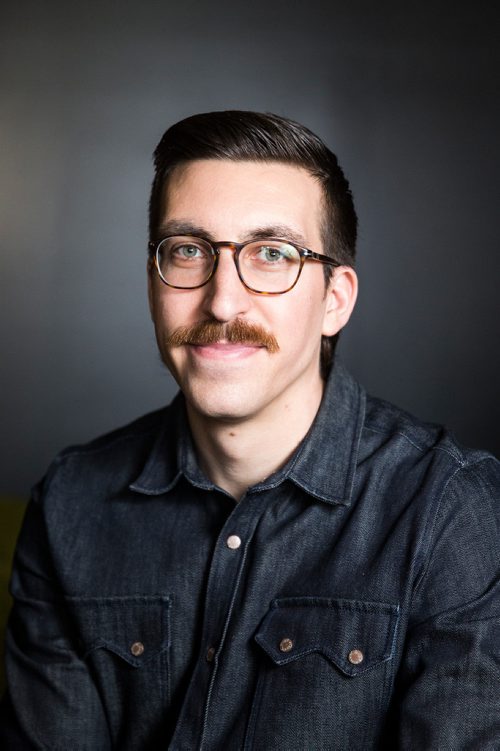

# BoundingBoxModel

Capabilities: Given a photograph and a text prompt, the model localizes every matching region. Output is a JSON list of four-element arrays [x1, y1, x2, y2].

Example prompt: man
[[1, 111, 499, 749]]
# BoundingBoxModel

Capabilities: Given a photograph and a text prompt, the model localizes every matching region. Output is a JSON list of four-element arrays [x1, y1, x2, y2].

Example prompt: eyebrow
[[245, 225, 309, 248], [156, 220, 212, 241], [156, 220, 310, 248]]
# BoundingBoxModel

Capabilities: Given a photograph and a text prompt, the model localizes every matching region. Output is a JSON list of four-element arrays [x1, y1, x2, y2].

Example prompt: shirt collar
[[285, 360, 365, 505], [130, 360, 365, 506], [129, 393, 189, 496]]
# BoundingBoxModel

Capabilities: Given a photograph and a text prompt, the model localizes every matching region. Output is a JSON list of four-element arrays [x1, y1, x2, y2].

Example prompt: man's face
[[148, 159, 351, 424]]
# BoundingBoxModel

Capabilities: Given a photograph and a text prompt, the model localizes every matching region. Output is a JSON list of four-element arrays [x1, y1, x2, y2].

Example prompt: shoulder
[[363, 391, 496, 471], [358, 391, 499, 544], [354, 391, 499, 617], [363, 390, 499, 560], [33, 401, 178, 503]]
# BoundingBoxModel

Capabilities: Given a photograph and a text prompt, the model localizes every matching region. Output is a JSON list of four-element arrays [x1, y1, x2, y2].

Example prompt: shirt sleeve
[[0, 478, 111, 750], [393, 456, 500, 748]]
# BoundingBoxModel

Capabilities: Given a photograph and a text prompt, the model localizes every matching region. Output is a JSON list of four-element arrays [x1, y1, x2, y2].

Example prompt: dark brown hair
[[149, 111, 357, 374]]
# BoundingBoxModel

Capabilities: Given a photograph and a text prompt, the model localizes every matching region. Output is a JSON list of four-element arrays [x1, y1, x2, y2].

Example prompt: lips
[[190, 342, 262, 360]]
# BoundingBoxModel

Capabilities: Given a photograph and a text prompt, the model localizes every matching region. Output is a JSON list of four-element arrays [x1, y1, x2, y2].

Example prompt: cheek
[[271, 306, 325, 358], [152, 290, 199, 334]]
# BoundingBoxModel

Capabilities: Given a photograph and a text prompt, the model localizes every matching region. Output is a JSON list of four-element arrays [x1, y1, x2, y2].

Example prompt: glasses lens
[[156, 236, 214, 288], [239, 241, 301, 292]]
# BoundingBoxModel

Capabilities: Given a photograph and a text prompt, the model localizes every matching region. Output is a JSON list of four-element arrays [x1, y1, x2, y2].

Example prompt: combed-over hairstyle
[[148, 110, 357, 375]]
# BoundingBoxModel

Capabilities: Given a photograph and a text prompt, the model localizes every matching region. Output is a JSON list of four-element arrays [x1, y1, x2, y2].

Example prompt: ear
[[322, 266, 358, 337]]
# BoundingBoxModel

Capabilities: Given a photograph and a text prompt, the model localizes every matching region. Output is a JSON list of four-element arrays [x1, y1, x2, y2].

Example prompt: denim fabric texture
[[1, 361, 499, 750]]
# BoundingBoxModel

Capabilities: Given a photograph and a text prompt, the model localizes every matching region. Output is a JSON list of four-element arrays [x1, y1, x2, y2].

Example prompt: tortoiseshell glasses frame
[[147, 235, 340, 295]]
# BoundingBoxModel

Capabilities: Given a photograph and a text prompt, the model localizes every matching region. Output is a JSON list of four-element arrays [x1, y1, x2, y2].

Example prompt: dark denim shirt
[[1, 362, 499, 750]]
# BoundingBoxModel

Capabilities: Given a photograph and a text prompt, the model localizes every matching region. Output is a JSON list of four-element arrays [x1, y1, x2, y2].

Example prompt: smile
[[189, 342, 264, 360]]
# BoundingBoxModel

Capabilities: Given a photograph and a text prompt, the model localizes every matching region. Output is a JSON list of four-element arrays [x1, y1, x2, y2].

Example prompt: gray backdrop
[[1, 1, 499, 498]]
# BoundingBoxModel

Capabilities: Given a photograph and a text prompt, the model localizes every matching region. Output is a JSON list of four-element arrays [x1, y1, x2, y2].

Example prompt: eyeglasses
[[148, 235, 340, 295]]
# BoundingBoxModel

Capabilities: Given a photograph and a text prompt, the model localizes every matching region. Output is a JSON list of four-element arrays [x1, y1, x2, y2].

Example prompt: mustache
[[165, 319, 279, 353]]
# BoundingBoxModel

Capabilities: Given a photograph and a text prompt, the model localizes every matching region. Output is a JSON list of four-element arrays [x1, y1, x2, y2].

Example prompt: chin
[[185, 384, 262, 424], [189, 400, 255, 424]]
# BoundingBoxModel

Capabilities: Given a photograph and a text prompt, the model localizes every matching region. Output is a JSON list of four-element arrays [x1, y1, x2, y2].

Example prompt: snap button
[[348, 649, 364, 665], [226, 535, 242, 550], [206, 646, 216, 663], [279, 638, 294, 653], [130, 641, 145, 657]]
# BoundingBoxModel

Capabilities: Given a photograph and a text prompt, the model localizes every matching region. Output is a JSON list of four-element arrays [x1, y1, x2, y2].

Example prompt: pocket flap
[[255, 597, 399, 677], [67, 594, 170, 667]]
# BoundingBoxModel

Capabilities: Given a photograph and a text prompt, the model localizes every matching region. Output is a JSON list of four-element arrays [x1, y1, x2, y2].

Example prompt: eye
[[252, 243, 297, 264], [163, 237, 212, 266], [173, 243, 206, 259], [260, 246, 283, 262]]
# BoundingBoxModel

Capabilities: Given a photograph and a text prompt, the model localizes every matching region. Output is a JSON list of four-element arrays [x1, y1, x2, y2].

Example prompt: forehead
[[161, 159, 325, 245]]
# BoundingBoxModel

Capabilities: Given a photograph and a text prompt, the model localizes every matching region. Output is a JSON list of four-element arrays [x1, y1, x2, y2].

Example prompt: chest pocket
[[67, 594, 170, 666], [66, 594, 171, 742], [255, 596, 399, 676], [246, 597, 400, 749]]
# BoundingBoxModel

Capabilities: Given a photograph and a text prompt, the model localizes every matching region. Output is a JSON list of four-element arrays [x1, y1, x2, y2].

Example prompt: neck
[[185, 374, 325, 501]]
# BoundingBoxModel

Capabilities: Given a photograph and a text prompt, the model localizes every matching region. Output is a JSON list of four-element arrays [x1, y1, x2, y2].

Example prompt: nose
[[201, 247, 252, 323]]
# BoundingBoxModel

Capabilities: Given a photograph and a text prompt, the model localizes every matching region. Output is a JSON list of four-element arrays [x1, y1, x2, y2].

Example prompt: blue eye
[[166, 240, 213, 266], [175, 244, 205, 258], [249, 243, 298, 265], [261, 246, 284, 262]]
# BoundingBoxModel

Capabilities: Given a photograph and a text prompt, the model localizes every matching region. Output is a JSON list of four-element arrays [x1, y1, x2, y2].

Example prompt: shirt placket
[[168, 488, 269, 750]]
